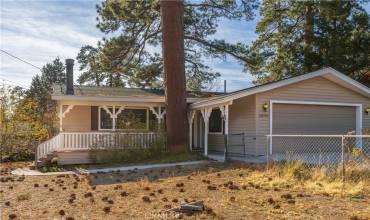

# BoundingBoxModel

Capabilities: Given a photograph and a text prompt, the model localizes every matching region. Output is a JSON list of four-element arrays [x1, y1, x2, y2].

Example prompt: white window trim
[[269, 100, 363, 154], [98, 106, 150, 131], [208, 109, 224, 134]]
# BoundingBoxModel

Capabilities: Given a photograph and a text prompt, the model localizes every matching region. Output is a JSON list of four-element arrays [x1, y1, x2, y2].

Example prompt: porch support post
[[113, 106, 125, 131], [188, 110, 196, 151], [112, 109, 116, 131], [59, 104, 63, 132], [220, 105, 229, 158], [149, 106, 166, 131], [201, 108, 212, 156]]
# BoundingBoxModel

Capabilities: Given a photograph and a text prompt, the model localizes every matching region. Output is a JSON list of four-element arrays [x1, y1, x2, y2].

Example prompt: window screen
[[100, 108, 113, 129], [116, 109, 148, 130]]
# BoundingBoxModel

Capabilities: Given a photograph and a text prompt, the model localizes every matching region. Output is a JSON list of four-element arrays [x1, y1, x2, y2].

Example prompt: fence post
[[61, 133, 65, 150], [35, 142, 39, 168], [341, 136, 345, 183], [266, 135, 270, 168], [224, 133, 228, 161], [243, 133, 246, 157]]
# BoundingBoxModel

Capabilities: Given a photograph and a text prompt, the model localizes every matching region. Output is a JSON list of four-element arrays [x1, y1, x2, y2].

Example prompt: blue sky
[[0, 1, 368, 92], [0, 0, 259, 92]]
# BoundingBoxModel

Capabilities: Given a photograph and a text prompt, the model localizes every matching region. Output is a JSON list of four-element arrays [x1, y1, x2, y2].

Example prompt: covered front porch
[[59, 102, 167, 132], [36, 131, 165, 165], [188, 100, 233, 160], [36, 101, 168, 165]]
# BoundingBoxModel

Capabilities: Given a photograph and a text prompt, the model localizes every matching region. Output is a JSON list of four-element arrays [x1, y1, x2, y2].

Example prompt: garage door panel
[[273, 104, 356, 135]]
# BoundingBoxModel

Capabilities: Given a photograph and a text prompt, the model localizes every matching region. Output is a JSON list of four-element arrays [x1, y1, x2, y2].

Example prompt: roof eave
[[190, 68, 370, 109], [52, 95, 209, 103]]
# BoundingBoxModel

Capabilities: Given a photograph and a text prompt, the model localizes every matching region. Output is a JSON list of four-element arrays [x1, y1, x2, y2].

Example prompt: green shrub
[[1, 146, 35, 162], [40, 164, 65, 173], [285, 160, 310, 179], [350, 191, 366, 200], [90, 134, 167, 164]]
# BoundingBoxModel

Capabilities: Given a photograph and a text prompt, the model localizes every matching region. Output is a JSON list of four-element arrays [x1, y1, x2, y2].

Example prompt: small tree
[[0, 58, 65, 161]]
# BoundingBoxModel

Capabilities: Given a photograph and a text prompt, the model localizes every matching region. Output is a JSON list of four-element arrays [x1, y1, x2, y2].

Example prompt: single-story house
[[36, 59, 370, 165]]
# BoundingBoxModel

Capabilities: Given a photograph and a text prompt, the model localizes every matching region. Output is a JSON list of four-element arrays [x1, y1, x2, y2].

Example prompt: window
[[209, 109, 223, 133], [99, 107, 149, 130], [116, 109, 148, 130], [100, 107, 113, 129]]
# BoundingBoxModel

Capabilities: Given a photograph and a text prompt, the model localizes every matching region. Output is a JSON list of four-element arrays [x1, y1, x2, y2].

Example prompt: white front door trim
[[269, 100, 363, 154]]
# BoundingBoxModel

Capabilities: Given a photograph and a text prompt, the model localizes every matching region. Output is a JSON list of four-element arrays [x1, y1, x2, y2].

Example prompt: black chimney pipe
[[65, 59, 74, 95]]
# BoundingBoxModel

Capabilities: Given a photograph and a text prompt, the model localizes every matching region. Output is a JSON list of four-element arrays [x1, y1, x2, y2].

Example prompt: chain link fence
[[207, 133, 247, 158], [266, 135, 370, 181], [226, 133, 246, 158]]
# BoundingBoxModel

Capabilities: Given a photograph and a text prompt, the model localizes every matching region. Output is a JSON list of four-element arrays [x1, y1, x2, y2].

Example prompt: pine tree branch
[[185, 35, 250, 63]]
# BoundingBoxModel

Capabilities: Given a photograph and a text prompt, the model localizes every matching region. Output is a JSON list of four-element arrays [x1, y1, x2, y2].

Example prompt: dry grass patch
[[0, 161, 369, 219]]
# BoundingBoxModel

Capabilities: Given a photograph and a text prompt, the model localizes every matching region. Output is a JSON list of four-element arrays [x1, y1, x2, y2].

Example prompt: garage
[[272, 103, 356, 135], [269, 101, 362, 159]]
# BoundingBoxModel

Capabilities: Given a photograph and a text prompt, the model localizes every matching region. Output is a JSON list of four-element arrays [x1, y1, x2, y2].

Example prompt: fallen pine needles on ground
[[0, 161, 369, 219]]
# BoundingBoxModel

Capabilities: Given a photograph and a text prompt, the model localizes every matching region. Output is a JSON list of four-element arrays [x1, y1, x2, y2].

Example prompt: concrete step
[[36, 151, 58, 167]]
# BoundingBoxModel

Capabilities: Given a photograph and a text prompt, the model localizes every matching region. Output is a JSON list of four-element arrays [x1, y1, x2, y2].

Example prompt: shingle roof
[[52, 84, 222, 98]]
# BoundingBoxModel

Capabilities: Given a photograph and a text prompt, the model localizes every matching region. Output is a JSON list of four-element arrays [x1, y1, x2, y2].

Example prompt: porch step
[[36, 151, 58, 167]]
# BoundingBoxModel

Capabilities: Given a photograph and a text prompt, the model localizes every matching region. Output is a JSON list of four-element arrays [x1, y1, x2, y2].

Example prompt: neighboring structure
[[37, 60, 370, 165]]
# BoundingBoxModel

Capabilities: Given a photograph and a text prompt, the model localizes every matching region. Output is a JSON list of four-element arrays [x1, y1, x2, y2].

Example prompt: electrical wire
[[0, 49, 41, 70], [0, 77, 28, 88]]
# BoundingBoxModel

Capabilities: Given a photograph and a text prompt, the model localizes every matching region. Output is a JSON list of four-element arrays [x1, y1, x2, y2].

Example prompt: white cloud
[[0, 0, 259, 91], [0, 0, 102, 87]]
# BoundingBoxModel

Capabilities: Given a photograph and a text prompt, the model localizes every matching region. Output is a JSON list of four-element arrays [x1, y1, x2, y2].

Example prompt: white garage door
[[273, 104, 356, 135]]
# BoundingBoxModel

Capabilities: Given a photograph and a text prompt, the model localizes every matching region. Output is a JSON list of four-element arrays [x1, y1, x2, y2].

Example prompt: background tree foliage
[[77, 0, 259, 90], [27, 58, 65, 136], [0, 58, 65, 161], [247, 0, 370, 86]]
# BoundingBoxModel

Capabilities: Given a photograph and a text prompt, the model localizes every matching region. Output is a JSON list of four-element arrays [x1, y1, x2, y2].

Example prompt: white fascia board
[[322, 68, 370, 97], [52, 95, 165, 103], [190, 67, 370, 109]]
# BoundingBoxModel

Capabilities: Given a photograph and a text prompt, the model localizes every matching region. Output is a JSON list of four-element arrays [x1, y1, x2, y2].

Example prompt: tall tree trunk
[[304, 1, 314, 73], [160, 0, 187, 153]]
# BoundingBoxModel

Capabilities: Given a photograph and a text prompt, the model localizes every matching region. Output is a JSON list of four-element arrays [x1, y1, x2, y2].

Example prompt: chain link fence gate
[[225, 133, 246, 159], [207, 133, 246, 159], [266, 135, 370, 181]]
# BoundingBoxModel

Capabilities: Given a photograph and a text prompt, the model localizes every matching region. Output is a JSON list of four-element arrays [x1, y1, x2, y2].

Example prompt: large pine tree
[[160, 0, 187, 153], [77, 0, 259, 90], [247, 0, 370, 86]]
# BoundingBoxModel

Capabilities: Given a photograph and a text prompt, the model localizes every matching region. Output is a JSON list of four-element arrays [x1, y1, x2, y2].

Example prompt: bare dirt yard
[[1, 161, 369, 220]]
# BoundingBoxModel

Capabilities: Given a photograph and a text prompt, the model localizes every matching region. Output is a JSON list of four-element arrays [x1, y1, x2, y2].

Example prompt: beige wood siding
[[208, 134, 224, 153], [207, 95, 257, 155], [57, 150, 91, 165], [63, 106, 91, 132], [255, 76, 370, 155], [273, 104, 356, 134], [228, 94, 257, 155]]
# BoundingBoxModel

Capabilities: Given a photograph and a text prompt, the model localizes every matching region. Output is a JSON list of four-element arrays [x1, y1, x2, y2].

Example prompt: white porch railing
[[36, 132, 165, 161], [36, 135, 62, 161]]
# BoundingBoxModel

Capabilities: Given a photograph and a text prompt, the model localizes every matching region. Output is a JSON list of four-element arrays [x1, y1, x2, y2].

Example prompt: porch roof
[[52, 85, 222, 103]]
